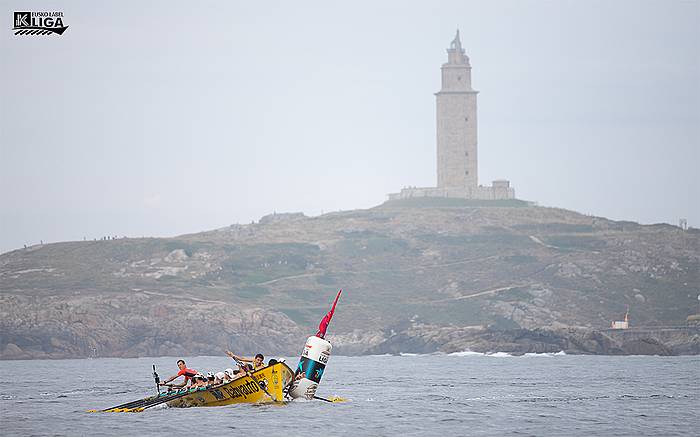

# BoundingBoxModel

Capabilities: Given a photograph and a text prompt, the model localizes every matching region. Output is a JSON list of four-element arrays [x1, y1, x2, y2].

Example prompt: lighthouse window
[[465, 152, 468, 156], [464, 117, 468, 122], [465, 171, 469, 175], [457, 76, 461, 81]]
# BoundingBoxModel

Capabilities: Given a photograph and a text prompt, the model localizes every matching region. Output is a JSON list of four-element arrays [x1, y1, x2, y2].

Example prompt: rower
[[223, 368, 236, 382], [226, 351, 266, 371], [236, 363, 251, 377], [192, 374, 208, 389], [160, 359, 198, 388], [214, 372, 225, 384]]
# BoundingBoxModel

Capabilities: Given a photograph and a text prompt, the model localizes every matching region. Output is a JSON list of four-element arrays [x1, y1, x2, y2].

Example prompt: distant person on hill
[[160, 359, 198, 388]]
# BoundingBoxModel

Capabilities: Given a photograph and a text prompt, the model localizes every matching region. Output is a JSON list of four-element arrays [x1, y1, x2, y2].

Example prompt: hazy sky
[[1, 0, 698, 254]]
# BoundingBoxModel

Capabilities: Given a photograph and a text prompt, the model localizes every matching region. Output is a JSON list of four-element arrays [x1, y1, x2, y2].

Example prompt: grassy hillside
[[1, 200, 698, 358]]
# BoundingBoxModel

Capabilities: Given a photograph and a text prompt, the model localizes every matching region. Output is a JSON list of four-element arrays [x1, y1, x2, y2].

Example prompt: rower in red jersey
[[160, 359, 198, 388]]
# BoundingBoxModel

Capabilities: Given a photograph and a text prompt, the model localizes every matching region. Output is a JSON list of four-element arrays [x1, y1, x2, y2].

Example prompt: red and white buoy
[[288, 290, 341, 400], [288, 335, 332, 399]]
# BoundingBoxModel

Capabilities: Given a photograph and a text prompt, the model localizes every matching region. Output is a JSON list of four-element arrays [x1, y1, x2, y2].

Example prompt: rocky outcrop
[[0, 293, 303, 360], [605, 328, 700, 355], [364, 324, 700, 356]]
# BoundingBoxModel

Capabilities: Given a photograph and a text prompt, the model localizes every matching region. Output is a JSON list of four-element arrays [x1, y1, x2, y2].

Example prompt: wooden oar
[[313, 395, 347, 403], [91, 386, 193, 412]]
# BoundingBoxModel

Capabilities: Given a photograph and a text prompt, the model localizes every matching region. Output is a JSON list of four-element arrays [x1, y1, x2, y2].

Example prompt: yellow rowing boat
[[95, 362, 295, 412], [167, 362, 294, 407]]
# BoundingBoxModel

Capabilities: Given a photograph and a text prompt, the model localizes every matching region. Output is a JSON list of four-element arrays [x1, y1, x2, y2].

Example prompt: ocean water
[[1, 353, 698, 436]]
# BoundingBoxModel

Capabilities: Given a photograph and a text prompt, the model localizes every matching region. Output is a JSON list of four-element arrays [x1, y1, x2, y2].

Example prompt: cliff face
[[1, 200, 698, 359], [0, 293, 303, 359]]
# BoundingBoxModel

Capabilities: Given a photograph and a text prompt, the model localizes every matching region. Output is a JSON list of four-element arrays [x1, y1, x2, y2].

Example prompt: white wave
[[447, 350, 514, 357], [449, 350, 567, 358], [487, 352, 515, 358], [398, 353, 419, 357], [448, 350, 486, 357], [522, 351, 566, 357]]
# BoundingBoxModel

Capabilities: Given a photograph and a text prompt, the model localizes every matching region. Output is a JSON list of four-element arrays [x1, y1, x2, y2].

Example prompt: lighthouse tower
[[436, 30, 479, 194], [387, 30, 515, 202]]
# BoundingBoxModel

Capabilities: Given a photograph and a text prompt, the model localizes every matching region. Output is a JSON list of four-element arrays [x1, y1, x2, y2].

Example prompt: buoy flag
[[316, 289, 342, 338]]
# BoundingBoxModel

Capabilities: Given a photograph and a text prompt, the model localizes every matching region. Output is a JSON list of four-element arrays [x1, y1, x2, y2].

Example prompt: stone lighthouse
[[388, 30, 515, 201], [436, 29, 479, 192]]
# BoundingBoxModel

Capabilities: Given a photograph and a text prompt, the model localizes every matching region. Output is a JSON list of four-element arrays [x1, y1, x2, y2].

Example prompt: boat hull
[[166, 362, 294, 407]]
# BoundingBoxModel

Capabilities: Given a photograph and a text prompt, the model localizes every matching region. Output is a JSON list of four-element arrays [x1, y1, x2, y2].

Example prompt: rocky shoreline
[[0, 293, 304, 360], [3, 305, 698, 359], [354, 325, 700, 357]]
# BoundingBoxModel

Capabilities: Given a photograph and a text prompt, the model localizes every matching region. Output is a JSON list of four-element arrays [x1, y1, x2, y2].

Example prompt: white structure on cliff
[[388, 30, 515, 201]]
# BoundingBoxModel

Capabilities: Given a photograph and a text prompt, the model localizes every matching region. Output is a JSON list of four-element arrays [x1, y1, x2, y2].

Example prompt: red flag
[[316, 289, 342, 338]]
